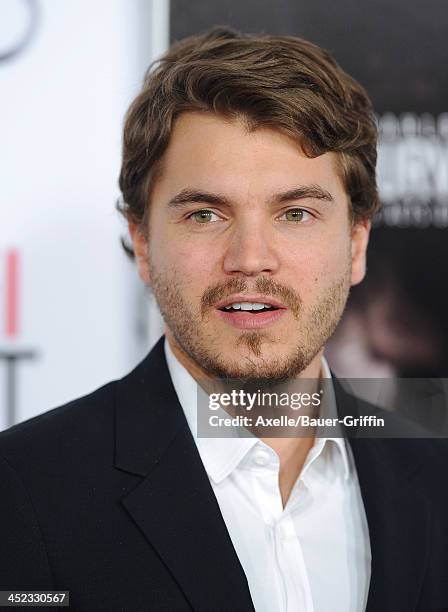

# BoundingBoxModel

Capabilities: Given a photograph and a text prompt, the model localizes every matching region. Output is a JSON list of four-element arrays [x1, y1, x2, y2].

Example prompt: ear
[[351, 218, 371, 286], [128, 222, 151, 285]]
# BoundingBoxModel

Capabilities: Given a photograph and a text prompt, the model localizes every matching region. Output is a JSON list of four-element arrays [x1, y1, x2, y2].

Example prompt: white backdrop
[[0, 0, 167, 429]]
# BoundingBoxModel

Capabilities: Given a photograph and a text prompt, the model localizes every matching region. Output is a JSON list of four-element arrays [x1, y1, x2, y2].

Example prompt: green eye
[[284, 208, 305, 222], [191, 209, 216, 223]]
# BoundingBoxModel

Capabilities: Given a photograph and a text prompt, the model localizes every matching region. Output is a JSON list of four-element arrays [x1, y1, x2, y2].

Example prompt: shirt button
[[253, 448, 270, 466]]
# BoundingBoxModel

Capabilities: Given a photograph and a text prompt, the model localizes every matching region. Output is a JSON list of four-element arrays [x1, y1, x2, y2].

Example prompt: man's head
[[119, 28, 380, 381]]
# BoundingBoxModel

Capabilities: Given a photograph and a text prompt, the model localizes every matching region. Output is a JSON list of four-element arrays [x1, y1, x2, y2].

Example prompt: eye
[[189, 209, 220, 224], [278, 208, 312, 223]]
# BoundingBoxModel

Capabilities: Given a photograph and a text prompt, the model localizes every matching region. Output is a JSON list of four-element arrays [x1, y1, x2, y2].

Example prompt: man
[[1, 27, 447, 612]]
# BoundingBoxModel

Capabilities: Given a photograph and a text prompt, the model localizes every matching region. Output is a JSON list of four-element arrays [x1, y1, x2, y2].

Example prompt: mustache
[[201, 277, 302, 319]]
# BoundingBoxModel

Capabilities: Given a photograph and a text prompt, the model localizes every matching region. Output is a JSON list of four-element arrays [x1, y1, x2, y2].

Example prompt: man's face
[[131, 112, 369, 381]]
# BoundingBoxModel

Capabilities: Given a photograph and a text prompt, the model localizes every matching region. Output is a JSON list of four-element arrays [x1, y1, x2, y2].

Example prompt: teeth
[[241, 302, 265, 310], [224, 302, 270, 311]]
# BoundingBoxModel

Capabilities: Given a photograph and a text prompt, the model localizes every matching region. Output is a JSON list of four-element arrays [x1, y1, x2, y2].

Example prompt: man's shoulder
[[377, 436, 448, 512], [0, 379, 118, 473], [383, 435, 448, 469], [0, 339, 168, 480], [334, 378, 448, 497]]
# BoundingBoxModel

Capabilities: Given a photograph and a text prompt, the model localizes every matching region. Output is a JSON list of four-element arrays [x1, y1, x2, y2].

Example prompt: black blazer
[[1, 337, 448, 612]]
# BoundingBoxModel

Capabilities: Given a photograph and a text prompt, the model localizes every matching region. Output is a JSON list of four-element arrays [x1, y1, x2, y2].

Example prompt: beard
[[149, 261, 351, 383]]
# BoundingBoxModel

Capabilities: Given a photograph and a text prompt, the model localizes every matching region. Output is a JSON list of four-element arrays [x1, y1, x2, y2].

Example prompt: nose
[[222, 218, 280, 276]]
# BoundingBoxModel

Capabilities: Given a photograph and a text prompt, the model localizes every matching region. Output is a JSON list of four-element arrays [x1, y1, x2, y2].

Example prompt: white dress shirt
[[164, 340, 371, 612]]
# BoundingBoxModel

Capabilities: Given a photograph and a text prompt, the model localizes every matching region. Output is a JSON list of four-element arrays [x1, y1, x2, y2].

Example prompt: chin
[[202, 349, 312, 383]]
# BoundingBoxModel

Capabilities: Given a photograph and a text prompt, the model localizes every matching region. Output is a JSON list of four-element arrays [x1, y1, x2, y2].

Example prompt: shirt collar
[[318, 355, 351, 480], [164, 338, 350, 482]]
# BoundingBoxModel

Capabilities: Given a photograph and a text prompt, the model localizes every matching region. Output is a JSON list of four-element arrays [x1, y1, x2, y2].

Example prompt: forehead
[[152, 111, 346, 201]]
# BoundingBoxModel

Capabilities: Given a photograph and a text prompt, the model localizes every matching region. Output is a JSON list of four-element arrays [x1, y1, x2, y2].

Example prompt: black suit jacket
[[1, 337, 448, 612]]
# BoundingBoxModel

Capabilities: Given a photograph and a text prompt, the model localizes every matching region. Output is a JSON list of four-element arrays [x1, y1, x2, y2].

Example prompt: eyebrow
[[166, 184, 334, 209], [274, 185, 334, 204], [167, 189, 229, 208]]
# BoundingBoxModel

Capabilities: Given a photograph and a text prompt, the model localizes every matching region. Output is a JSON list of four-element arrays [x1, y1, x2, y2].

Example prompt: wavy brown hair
[[118, 27, 380, 252]]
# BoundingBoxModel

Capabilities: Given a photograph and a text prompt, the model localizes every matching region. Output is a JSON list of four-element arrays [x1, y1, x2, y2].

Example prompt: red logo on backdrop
[[5, 249, 18, 337], [1, 249, 37, 428]]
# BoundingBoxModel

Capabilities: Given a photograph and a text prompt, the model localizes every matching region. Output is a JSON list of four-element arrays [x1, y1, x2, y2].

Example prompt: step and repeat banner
[[1, 0, 167, 429], [171, 0, 448, 380]]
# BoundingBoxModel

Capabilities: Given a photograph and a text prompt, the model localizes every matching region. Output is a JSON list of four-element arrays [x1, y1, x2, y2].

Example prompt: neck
[[165, 329, 324, 507]]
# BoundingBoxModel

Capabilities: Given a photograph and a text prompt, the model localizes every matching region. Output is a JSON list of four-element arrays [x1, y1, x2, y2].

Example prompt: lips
[[214, 295, 287, 329]]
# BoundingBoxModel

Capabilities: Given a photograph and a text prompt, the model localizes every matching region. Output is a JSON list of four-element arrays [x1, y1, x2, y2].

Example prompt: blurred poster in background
[[171, 0, 448, 380], [1, 0, 167, 429]]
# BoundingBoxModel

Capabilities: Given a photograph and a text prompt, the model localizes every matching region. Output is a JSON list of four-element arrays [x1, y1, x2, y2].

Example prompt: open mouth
[[218, 302, 280, 314], [215, 298, 286, 329]]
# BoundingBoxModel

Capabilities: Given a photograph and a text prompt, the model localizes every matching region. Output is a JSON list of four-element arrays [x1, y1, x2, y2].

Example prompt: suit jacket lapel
[[114, 338, 255, 612], [334, 381, 431, 612]]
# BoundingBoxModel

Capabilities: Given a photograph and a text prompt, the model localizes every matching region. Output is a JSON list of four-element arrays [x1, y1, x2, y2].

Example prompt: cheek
[[285, 234, 351, 289], [151, 238, 215, 290]]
